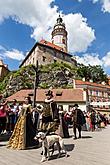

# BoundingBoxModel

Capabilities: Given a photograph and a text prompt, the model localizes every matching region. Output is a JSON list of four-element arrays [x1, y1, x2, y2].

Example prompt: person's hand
[[32, 108, 36, 111], [54, 119, 58, 122]]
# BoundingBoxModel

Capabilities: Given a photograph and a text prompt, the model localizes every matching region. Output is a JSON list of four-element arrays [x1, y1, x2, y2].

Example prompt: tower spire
[[57, 14, 63, 24]]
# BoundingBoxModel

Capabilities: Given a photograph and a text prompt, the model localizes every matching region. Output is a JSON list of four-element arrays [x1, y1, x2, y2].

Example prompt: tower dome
[[51, 15, 68, 52]]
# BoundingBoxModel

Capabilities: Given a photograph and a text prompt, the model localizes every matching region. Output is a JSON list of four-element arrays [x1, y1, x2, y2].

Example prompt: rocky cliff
[[0, 62, 77, 97]]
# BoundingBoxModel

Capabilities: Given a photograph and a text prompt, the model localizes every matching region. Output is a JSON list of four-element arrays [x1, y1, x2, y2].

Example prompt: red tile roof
[[6, 88, 84, 102], [75, 80, 110, 89], [40, 39, 65, 52]]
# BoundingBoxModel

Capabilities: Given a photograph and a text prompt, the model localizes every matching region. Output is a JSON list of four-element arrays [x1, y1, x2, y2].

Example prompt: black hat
[[45, 90, 53, 97], [73, 103, 79, 107]]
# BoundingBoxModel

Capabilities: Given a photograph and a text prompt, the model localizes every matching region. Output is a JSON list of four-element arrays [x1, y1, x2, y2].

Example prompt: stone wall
[[22, 44, 76, 67], [0, 66, 9, 81]]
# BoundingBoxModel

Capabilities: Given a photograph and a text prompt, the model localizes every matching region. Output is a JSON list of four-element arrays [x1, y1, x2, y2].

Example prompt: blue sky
[[0, 0, 110, 75]]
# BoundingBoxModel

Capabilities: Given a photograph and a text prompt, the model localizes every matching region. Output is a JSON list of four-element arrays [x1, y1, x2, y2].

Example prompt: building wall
[[0, 67, 2, 77], [21, 45, 76, 67], [0, 66, 9, 81], [52, 34, 67, 52], [75, 82, 110, 114], [57, 102, 86, 112]]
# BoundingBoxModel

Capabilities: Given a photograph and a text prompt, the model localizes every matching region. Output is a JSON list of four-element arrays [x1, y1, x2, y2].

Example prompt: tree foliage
[[77, 64, 108, 83]]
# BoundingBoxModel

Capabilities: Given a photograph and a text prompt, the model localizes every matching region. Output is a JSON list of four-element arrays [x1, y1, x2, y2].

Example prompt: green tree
[[77, 64, 91, 81], [89, 65, 107, 83], [77, 64, 108, 83]]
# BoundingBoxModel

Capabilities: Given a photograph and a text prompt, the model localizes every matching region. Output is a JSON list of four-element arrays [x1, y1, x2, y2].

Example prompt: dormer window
[[62, 38, 65, 44], [56, 90, 62, 96]]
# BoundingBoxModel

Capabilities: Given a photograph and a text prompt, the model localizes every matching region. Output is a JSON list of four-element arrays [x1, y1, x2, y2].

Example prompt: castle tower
[[51, 15, 68, 52]]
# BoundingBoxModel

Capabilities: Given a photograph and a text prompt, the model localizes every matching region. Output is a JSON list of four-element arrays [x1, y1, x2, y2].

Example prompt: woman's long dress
[[7, 104, 38, 150], [58, 112, 69, 138]]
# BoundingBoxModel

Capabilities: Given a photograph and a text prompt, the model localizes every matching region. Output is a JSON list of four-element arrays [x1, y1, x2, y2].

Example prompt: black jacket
[[73, 108, 86, 126]]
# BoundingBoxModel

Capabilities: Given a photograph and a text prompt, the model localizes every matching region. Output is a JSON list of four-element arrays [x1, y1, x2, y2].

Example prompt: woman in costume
[[7, 96, 38, 150], [58, 105, 69, 138]]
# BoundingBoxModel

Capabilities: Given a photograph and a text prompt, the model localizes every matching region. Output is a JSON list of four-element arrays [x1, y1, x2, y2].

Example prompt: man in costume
[[72, 104, 86, 139], [38, 89, 59, 134]]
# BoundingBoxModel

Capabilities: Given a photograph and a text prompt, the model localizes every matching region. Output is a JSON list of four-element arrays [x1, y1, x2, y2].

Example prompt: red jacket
[[0, 105, 6, 117]]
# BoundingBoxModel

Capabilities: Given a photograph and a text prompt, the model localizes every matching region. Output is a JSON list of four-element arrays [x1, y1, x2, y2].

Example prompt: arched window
[[62, 38, 65, 44]]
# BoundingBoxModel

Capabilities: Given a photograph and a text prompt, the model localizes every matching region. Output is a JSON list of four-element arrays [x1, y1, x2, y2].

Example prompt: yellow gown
[[7, 104, 31, 150]]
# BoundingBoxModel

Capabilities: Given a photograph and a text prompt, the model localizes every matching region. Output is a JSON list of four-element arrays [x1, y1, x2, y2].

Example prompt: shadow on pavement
[[25, 140, 41, 150], [65, 143, 75, 151], [49, 153, 70, 161], [0, 134, 10, 142], [81, 136, 92, 139], [0, 144, 6, 147], [43, 144, 74, 161]]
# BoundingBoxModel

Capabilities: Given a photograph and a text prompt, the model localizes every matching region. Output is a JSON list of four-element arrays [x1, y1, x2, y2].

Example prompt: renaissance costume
[[7, 104, 38, 150], [59, 111, 69, 138], [72, 104, 86, 139], [40, 98, 59, 133]]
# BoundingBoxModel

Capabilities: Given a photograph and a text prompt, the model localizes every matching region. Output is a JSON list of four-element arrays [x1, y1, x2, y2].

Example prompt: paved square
[[0, 126, 110, 165]]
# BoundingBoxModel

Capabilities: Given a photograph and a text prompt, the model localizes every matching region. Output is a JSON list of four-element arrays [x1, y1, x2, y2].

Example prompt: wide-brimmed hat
[[73, 103, 79, 107], [45, 90, 53, 97]]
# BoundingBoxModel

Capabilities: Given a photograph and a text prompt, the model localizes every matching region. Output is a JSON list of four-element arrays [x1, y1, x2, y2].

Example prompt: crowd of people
[[0, 90, 109, 152], [0, 99, 19, 135], [84, 109, 109, 132]]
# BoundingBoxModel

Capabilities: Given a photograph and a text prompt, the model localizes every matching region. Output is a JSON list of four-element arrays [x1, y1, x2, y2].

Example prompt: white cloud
[[92, 0, 99, 3], [64, 13, 95, 52], [0, 48, 25, 61], [0, 0, 95, 53], [0, 0, 58, 25], [4, 49, 25, 61], [92, 0, 110, 13], [0, 54, 4, 59], [102, 52, 110, 67], [75, 51, 110, 73], [76, 53, 103, 66], [0, 0, 58, 40], [102, 0, 110, 13]]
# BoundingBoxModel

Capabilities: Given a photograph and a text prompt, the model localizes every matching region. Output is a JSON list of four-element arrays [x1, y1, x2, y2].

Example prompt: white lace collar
[[44, 98, 53, 103]]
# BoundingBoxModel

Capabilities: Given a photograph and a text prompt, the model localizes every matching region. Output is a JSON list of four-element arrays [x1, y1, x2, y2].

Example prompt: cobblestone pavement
[[0, 126, 110, 165]]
